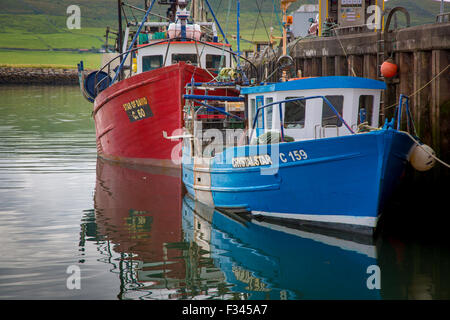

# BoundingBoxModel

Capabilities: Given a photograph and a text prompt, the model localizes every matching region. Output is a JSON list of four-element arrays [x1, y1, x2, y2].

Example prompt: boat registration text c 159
[[123, 97, 153, 122], [279, 149, 308, 163]]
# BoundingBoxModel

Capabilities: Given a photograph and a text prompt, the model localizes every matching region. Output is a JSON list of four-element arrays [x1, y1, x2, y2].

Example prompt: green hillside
[[383, 0, 447, 26], [0, 0, 447, 68]]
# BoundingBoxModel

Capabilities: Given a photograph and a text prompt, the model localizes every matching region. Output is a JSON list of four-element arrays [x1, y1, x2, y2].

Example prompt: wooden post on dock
[[431, 50, 450, 159], [334, 56, 347, 76], [348, 55, 363, 77], [363, 55, 377, 79], [413, 51, 432, 141], [322, 56, 335, 76], [312, 57, 321, 77]]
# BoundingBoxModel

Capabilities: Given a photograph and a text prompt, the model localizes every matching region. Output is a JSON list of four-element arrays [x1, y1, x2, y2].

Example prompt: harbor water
[[0, 85, 449, 300]]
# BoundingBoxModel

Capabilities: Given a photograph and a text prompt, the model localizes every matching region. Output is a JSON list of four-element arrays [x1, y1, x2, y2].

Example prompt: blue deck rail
[[396, 94, 417, 135]]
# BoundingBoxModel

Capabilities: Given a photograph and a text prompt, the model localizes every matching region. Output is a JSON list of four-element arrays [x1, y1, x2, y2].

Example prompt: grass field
[[0, 50, 101, 69], [0, 12, 108, 68], [0, 15, 106, 51], [0, 10, 278, 69]]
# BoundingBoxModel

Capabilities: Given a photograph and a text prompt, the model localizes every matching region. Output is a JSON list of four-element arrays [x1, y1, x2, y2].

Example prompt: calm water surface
[[0, 85, 449, 300]]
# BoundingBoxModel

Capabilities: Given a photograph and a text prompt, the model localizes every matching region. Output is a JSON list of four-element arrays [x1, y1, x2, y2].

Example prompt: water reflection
[[182, 196, 381, 300], [90, 159, 188, 299], [0, 85, 97, 299], [90, 158, 450, 300]]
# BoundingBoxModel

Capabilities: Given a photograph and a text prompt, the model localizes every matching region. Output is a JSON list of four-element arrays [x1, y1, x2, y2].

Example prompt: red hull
[[94, 63, 216, 168]]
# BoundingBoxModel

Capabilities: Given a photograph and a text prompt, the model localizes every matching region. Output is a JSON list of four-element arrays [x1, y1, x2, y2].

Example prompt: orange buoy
[[381, 59, 398, 78]]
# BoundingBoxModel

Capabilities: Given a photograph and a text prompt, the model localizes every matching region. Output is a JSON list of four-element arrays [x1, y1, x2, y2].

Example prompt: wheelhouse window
[[142, 55, 163, 72], [284, 97, 306, 129], [250, 98, 256, 124], [322, 95, 344, 127], [265, 97, 274, 130], [206, 54, 223, 70], [172, 54, 198, 65], [250, 98, 264, 128], [358, 95, 374, 125]]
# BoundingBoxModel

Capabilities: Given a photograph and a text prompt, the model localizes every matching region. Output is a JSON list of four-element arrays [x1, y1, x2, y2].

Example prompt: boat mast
[[117, 0, 124, 81], [237, 0, 241, 69], [191, 0, 197, 21], [117, 0, 123, 55], [192, 0, 207, 22]]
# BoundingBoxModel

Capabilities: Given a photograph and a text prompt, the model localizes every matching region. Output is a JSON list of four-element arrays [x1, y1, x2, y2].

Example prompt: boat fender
[[83, 71, 111, 100], [409, 143, 436, 172]]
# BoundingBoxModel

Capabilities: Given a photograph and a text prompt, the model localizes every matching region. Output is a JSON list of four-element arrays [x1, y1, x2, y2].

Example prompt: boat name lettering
[[232, 155, 272, 168], [122, 97, 153, 122], [279, 150, 308, 163]]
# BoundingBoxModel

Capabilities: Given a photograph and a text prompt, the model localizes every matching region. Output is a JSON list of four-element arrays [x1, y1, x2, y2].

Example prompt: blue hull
[[183, 129, 414, 231]]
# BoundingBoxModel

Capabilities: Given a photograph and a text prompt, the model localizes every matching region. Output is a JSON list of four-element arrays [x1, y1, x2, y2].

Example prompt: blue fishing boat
[[182, 79, 436, 234], [177, 1, 436, 235]]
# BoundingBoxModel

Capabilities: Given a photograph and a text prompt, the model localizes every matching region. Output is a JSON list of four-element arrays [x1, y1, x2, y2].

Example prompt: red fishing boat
[[79, 0, 239, 168], [93, 63, 224, 167]]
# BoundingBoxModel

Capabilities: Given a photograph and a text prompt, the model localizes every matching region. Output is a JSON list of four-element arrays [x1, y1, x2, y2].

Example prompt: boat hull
[[182, 129, 414, 233], [93, 62, 216, 168]]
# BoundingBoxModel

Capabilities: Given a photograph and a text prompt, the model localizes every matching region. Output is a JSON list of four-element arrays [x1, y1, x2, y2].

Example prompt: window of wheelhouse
[[250, 98, 264, 128], [172, 54, 198, 65], [265, 97, 274, 130], [206, 54, 222, 71], [322, 95, 344, 127], [358, 95, 374, 125], [284, 97, 306, 129], [142, 55, 163, 72]]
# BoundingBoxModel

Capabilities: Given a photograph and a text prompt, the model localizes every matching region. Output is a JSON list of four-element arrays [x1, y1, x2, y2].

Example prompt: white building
[[291, 4, 320, 38]]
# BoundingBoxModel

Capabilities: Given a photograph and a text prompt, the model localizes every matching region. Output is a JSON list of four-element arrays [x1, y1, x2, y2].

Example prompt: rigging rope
[[219, 0, 232, 69], [271, 0, 283, 37]]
